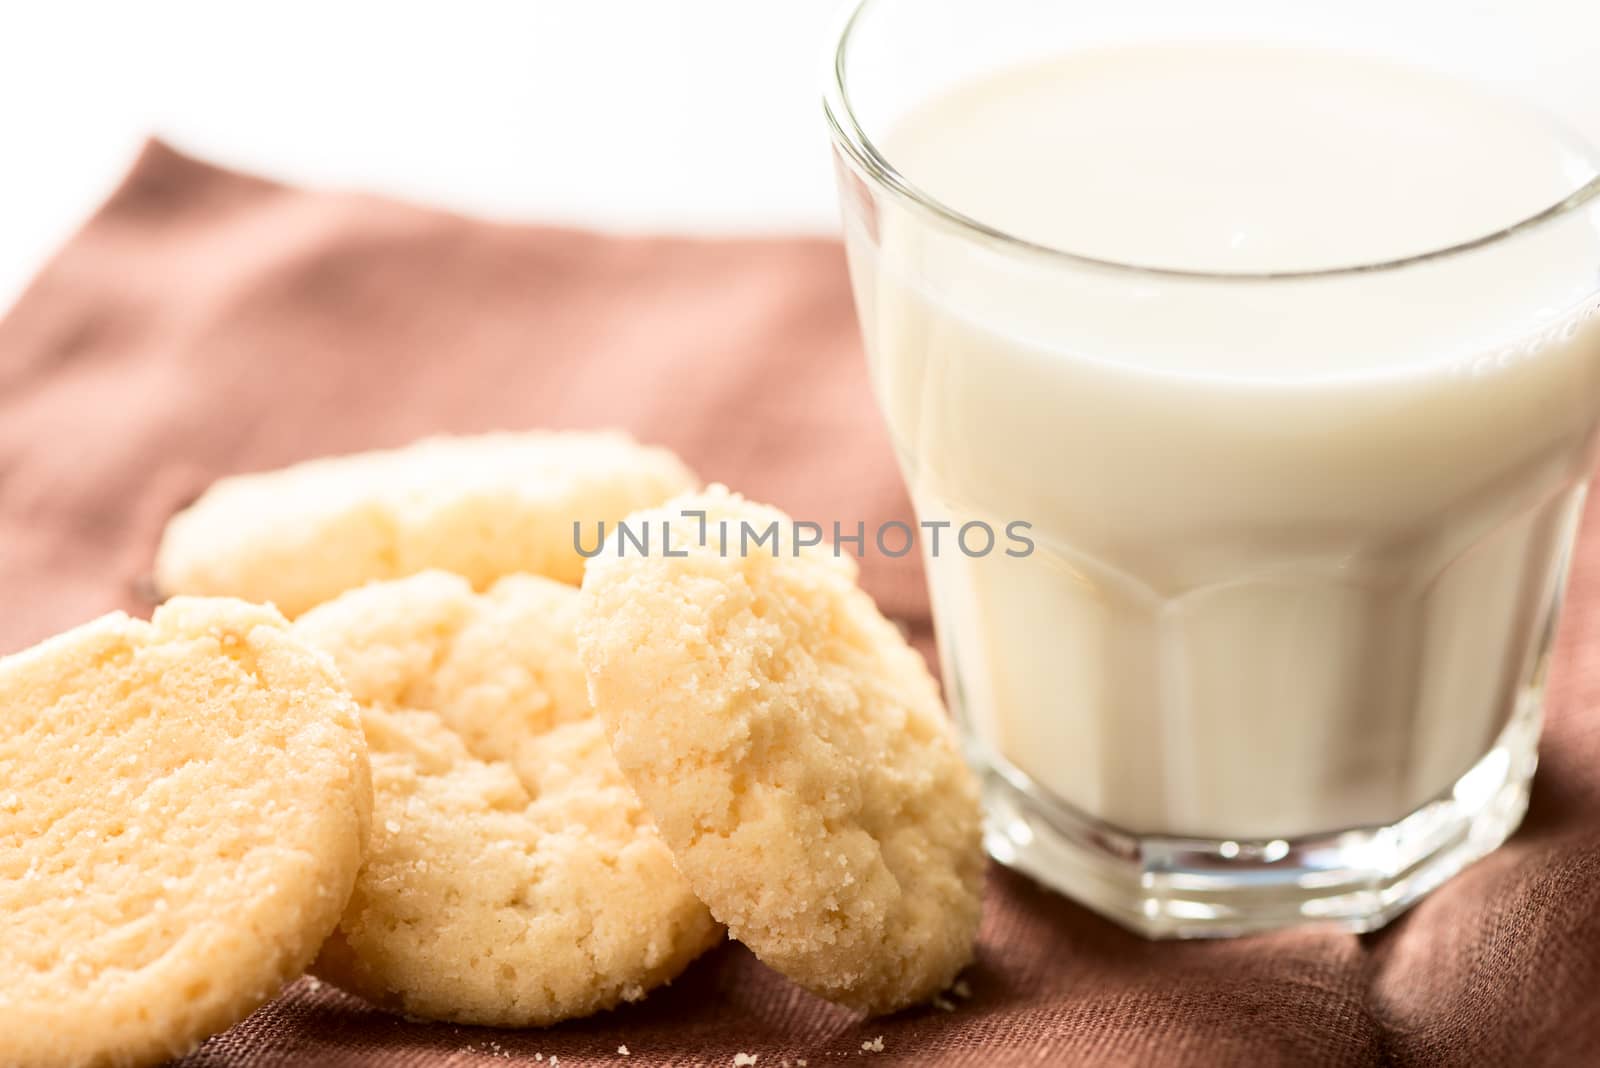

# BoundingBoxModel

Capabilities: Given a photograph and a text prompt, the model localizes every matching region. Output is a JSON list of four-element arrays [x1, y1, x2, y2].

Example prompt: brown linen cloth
[[4, 142, 1600, 1068]]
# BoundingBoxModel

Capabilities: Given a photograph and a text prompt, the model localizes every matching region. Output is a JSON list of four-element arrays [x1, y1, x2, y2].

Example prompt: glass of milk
[[825, 0, 1600, 936]]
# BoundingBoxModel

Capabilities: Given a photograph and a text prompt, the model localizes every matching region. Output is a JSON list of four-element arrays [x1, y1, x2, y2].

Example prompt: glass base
[[980, 693, 1542, 938]]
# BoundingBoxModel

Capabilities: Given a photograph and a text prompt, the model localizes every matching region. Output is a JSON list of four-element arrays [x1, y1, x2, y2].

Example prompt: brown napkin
[[4, 142, 1600, 1067]]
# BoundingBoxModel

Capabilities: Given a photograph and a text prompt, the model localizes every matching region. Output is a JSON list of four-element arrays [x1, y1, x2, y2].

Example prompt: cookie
[[294, 571, 721, 1027], [0, 599, 372, 1068], [577, 487, 984, 1015], [154, 430, 698, 618]]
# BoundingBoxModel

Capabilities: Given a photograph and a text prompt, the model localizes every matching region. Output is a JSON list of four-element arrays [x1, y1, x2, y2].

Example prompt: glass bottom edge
[[979, 693, 1543, 939]]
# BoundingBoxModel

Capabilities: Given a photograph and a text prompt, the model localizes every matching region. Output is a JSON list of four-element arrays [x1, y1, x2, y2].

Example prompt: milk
[[847, 44, 1600, 840]]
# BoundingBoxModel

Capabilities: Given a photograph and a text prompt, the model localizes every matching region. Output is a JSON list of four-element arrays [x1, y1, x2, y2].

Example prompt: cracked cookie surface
[[296, 571, 720, 1027], [0, 599, 372, 1068], [155, 430, 698, 617], [577, 487, 984, 1015]]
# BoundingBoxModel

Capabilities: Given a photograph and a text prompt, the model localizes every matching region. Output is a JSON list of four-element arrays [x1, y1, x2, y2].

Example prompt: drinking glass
[[824, 0, 1600, 936]]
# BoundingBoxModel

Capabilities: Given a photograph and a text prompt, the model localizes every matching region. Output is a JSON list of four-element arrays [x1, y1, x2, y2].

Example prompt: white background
[[5, 1, 1599, 318], [0, 1, 846, 315]]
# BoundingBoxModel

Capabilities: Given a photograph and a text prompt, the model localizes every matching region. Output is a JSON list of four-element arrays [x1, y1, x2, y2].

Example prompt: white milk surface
[[854, 44, 1600, 838]]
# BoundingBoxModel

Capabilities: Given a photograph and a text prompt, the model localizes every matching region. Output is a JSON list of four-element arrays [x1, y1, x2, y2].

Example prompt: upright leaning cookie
[[295, 571, 721, 1027], [578, 487, 984, 1015], [0, 600, 372, 1068], [155, 430, 698, 617]]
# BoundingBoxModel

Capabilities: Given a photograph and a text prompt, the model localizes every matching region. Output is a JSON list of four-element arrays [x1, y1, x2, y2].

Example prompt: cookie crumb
[[932, 995, 956, 1012], [619, 1046, 630, 1056], [734, 1055, 759, 1067], [953, 979, 972, 999], [861, 1037, 884, 1053]]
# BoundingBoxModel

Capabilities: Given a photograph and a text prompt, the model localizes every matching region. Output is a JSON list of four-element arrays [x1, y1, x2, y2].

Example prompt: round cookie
[[0, 599, 372, 1068], [294, 570, 721, 1027], [155, 430, 698, 617], [577, 487, 984, 1015]]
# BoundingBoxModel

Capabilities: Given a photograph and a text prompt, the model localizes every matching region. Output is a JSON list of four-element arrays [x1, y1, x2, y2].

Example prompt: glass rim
[[821, 0, 1600, 283]]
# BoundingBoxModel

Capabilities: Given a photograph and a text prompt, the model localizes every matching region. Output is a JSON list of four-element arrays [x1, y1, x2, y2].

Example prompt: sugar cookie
[[577, 487, 983, 1015], [295, 571, 720, 1027], [0, 599, 372, 1068], [154, 430, 698, 617]]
